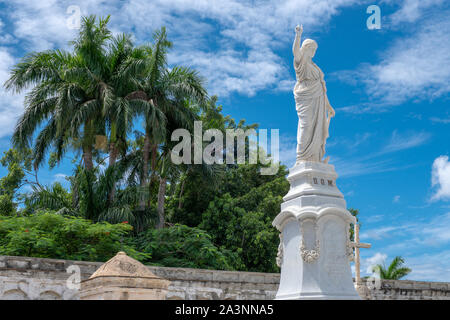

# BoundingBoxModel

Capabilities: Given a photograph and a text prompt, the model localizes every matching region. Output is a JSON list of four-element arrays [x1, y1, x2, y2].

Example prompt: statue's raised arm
[[293, 25, 303, 66]]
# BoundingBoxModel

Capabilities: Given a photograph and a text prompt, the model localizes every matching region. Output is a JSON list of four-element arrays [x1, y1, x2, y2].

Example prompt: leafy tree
[[198, 165, 290, 273], [0, 212, 146, 262], [132, 224, 237, 270], [0, 195, 15, 217], [0, 148, 37, 216], [372, 256, 412, 280]]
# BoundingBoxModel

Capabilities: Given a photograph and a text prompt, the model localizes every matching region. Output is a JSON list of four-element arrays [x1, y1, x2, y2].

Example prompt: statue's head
[[302, 39, 317, 58]]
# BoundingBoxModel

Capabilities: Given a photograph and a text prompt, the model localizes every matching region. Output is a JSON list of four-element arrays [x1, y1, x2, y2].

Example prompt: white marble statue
[[272, 26, 360, 300], [293, 25, 335, 164]]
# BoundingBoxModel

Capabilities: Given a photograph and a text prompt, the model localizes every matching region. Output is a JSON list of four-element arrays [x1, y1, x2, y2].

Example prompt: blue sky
[[0, 0, 449, 281]]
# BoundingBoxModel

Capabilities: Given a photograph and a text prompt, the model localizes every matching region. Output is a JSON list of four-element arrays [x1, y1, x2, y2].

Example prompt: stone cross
[[351, 223, 371, 285]]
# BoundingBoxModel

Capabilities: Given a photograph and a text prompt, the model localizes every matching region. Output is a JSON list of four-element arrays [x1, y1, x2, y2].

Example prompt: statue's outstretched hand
[[328, 107, 335, 118], [296, 24, 303, 35]]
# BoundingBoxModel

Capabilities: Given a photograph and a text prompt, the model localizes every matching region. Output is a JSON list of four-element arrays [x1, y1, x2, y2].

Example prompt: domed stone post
[[80, 252, 170, 300], [273, 161, 360, 299]]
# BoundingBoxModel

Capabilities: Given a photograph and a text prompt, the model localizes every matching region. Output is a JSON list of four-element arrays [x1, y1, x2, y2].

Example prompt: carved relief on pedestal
[[276, 233, 284, 268], [299, 219, 320, 263], [300, 240, 320, 263]]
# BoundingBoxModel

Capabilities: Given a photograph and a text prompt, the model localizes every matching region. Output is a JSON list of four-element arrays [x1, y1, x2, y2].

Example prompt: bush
[[133, 224, 239, 270], [0, 212, 148, 262]]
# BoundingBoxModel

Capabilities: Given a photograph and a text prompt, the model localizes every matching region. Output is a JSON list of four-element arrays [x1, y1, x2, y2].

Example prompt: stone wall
[[0, 255, 449, 300]]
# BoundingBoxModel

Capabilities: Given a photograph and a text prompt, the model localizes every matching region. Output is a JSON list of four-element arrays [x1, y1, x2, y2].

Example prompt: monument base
[[273, 161, 360, 300]]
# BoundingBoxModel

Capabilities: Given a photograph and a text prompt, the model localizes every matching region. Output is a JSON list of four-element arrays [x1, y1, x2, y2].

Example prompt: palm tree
[[6, 16, 150, 204], [4, 15, 112, 172], [5, 49, 85, 169], [6, 15, 209, 230], [372, 256, 411, 280], [122, 27, 207, 213]]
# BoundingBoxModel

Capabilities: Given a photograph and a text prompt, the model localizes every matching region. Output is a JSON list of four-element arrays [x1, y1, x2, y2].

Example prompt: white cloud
[[345, 190, 355, 197], [360, 225, 402, 241], [381, 130, 430, 154], [53, 173, 67, 182], [333, 156, 397, 178], [362, 252, 387, 275], [279, 130, 427, 178], [420, 212, 450, 244], [331, 130, 427, 178], [431, 156, 450, 202], [327, 132, 372, 150], [365, 214, 384, 223], [0, 47, 24, 139], [405, 250, 450, 282], [361, 211, 450, 247], [430, 116, 450, 124], [1, 0, 359, 97], [393, 195, 400, 203], [0, 19, 16, 45], [336, 12, 450, 110], [386, 0, 445, 26]]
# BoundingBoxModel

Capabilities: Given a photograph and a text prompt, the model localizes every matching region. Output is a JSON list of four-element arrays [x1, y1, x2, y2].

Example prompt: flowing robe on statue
[[294, 55, 330, 162]]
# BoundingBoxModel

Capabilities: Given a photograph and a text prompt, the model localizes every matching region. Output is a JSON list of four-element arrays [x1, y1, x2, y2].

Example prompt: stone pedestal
[[80, 252, 170, 300], [273, 161, 360, 300]]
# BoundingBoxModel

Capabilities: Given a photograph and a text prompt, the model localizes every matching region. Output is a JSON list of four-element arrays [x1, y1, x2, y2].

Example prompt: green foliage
[[133, 224, 237, 270], [0, 194, 15, 216], [0, 148, 36, 216], [348, 208, 359, 241], [372, 256, 412, 280], [0, 149, 30, 195], [0, 212, 147, 262], [196, 165, 290, 273], [24, 182, 73, 214]]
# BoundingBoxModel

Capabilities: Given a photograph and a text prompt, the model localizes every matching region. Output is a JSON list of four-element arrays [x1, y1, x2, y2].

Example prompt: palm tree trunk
[[109, 142, 118, 166], [178, 177, 186, 209], [156, 176, 167, 229], [83, 120, 94, 171], [139, 133, 151, 211], [83, 145, 94, 171], [148, 143, 158, 208], [108, 141, 118, 203], [150, 143, 157, 178]]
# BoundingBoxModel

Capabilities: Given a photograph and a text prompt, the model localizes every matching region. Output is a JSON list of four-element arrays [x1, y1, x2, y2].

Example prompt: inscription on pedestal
[[311, 177, 334, 187], [324, 254, 347, 286]]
